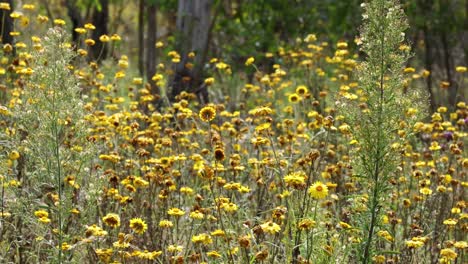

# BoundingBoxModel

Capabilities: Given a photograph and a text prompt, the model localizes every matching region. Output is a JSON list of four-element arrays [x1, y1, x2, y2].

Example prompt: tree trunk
[[465, 0, 468, 66], [417, 0, 436, 112], [65, 0, 83, 46], [170, 0, 213, 103], [441, 32, 457, 109], [138, 0, 145, 76], [0, 0, 14, 52], [146, 1, 158, 95], [90, 0, 109, 62], [423, 26, 436, 112]]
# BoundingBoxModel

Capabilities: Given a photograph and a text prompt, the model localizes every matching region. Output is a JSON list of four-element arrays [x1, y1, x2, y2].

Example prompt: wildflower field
[[0, 0, 466, 263]]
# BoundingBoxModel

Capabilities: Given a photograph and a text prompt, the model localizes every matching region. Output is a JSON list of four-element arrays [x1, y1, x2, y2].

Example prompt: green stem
[[362, 1, 386, 262], [306, 200, 319, 261]]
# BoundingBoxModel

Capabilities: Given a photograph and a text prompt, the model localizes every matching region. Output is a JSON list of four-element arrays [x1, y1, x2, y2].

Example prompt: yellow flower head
[[440, 248, 457, 260], [405, 240, 424, 249], [167, 207, 185, 217], [0, 3, 10, 10], [129, 218, 148, 234], [155, 41, 164, 48], [23, 4, 36, 10], [298, 218, 316, 230], [204, 77, 215, 85], [454, 241, 467, 249], [34, 210, 49, 218], [284, 171, 307, 189], [308, 181, 329, 199], [85, 225, 108, 237], [85, 39, 95, 46], [99, 35, 110, 42], [159, 219, 173, 228], [220, 202, 238, 213], [167, 244, 184, 252], [74, 27, 87, 34], [295, 85, 309, 96], [189, 210, 204, 220], [84, 23, 96, 30], [54, 19, 66, 26], [61, 242, 71, 251], [199, 106, 216, 122], [337, 41, 348, 49], [249, 106, 273, 116], [38, 217, 51, 224], [192, 233, 213, 244], [102, 213, 120, 228], [419, 187, 432, 196], [10, 12, 22, 19], [214, 148, 225, 161], [260, 221, 281, 234], [9, 150, 20, 160], [245, 57, 255, 66], [111, 34, 121, 41], [288, 93, 300, 103], [37, 15, 49, 23]]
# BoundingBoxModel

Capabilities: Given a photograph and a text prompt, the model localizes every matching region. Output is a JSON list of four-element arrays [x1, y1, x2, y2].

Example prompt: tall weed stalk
[[339, 0, 424, 262], [13, 28, 92, 263]]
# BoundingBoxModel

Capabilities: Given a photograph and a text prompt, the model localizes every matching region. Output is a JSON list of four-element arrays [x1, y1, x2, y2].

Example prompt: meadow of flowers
[[0, 1, 466, 264]]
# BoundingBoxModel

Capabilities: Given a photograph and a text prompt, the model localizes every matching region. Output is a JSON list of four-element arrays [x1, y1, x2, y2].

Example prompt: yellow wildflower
[[308, 181, 329, 199], [129, 218, 148, 234]]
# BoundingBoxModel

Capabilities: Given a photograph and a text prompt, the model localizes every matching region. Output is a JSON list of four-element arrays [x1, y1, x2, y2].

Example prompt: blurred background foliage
[[9, 0, 467, 109]]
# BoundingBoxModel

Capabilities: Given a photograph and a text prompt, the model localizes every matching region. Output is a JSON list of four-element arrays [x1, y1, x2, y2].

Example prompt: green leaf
[[93, 0, 102, 11]]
